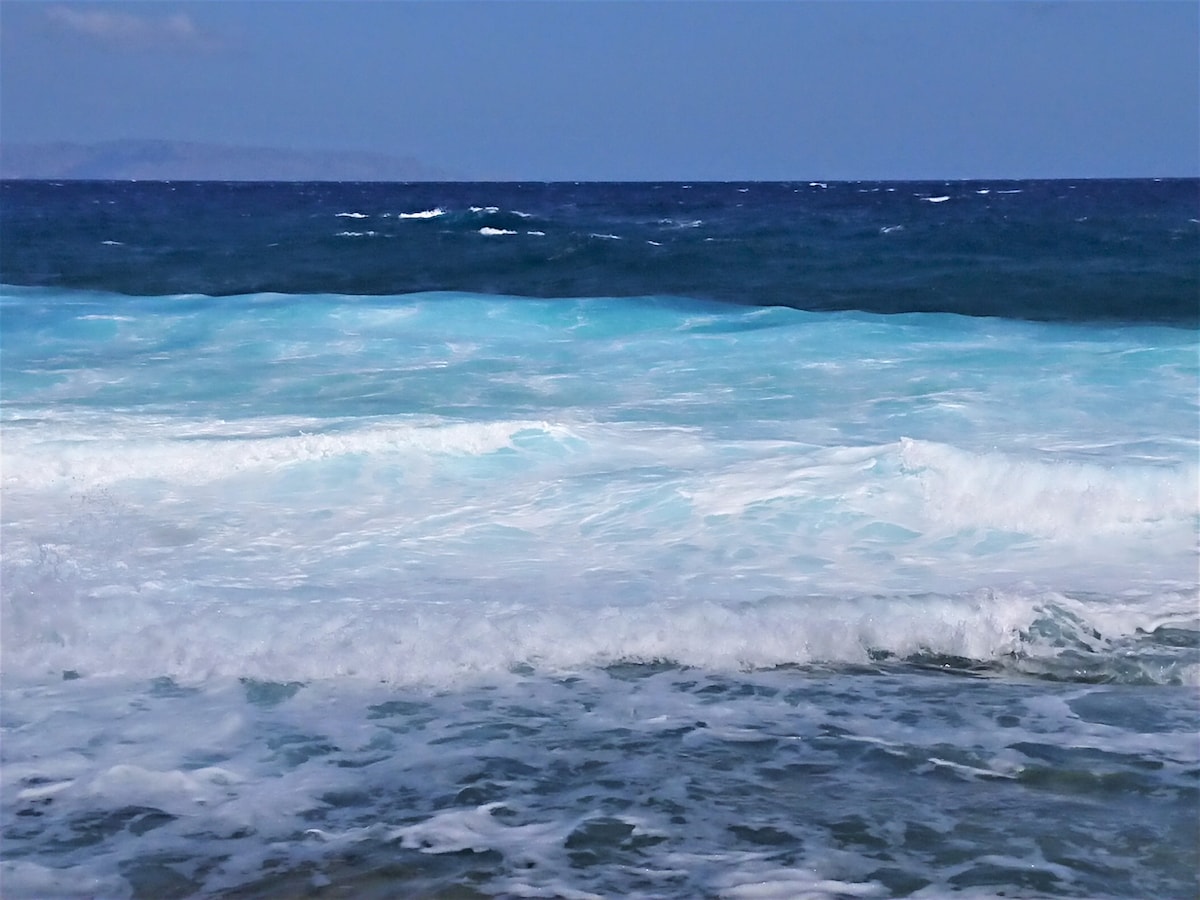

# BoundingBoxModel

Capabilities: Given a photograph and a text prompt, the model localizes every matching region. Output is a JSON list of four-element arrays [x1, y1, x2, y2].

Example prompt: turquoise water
[[2, 284, 1197, 898]]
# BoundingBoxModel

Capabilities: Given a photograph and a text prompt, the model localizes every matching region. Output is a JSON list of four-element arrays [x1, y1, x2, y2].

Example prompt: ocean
[[1, 179, 1197, 899]]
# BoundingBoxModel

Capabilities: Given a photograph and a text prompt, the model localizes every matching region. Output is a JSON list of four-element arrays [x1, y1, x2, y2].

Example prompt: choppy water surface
[[2, 179, 1197, 898]]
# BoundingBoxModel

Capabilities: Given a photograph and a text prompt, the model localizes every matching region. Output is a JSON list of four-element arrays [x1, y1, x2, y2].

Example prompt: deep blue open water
[[2, 179, 1198, 898]]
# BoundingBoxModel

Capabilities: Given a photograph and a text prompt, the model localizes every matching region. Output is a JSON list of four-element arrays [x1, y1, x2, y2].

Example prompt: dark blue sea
[[2, 179, 1198, 899]]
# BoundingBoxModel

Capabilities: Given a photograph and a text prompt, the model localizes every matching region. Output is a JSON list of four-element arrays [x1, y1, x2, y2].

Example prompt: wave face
[[2, 179, 1198, 323], [2, 183, 1198, 899]]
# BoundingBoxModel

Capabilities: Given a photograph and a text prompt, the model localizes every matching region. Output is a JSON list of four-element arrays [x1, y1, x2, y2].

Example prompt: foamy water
[[2, 180, 1198, 898]]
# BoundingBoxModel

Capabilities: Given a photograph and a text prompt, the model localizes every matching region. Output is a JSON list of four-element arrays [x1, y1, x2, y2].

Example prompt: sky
[[1, 0, 1197, 181]]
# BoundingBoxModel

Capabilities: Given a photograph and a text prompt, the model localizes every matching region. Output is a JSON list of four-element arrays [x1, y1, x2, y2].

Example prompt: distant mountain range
[[0, 139, 458, 181]]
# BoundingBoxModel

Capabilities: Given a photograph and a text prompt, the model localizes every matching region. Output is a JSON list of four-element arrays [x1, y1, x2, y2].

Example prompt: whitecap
[[923, 196, 951, 203], [880, 225, 904, 234], [335, 212, 368, 218], [100, 240, 124, 246], [479, 227, 517, 236], [1, 418, 569, 491], [590, 233, 622, 240], [398, 208, 445, 219]]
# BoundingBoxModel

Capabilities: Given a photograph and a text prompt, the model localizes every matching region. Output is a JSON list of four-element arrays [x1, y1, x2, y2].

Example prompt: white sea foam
[[922, 195, 951, 203], [717, 866, 882, 899], [679, 437, 1197, 539], [334, 212, 368, 218], [0, 861, 127, 900], [397, 208, 445, 219], [1, 417, 573, 490], [2, 532, 1190, 685], [392, 802, 571, 859], [896, 437, 1198, 536]]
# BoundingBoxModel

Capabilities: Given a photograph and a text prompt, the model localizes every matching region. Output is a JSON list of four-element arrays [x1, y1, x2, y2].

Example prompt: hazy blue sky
[[2, 1, 1196, 180]]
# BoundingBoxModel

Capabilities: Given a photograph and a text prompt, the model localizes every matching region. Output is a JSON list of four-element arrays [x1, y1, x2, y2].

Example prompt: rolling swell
[[2, 179, 1197, 323]]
